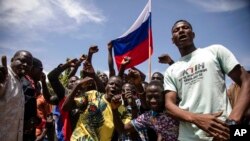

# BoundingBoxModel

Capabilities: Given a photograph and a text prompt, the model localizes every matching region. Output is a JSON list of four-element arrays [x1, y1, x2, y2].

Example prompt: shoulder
[[204, 44, 230, 54]]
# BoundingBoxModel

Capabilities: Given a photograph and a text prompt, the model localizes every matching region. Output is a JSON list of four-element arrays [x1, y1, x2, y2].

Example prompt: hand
[[111, 94, 122, 109], [82, 61, 95, 77], [192, 111, 230, 140], [107, 41, 113, 50], [79, 54, 87, 62], [121, 56, 131, 65], [158, 54, 174, 65], [123, 91, 136, 106], [127, 69, 142, 85], [66, 58, 79, 67], [0, 56, 8, 83], [89, 45, 99, 54]]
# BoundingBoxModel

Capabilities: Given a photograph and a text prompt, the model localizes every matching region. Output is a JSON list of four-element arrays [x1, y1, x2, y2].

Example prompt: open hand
[[193, 111, 230, 140]]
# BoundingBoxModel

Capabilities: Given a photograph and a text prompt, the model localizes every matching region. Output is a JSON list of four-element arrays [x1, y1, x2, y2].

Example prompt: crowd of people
[[0, 20, 250, 141]]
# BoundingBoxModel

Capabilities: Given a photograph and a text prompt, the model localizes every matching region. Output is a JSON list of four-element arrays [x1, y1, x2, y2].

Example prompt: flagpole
[[148, 0, 152, 82]]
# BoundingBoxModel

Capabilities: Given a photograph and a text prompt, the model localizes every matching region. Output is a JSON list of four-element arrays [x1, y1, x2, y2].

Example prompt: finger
[[213, 119, 230, 133], [2, 56, 7, 68], [213, 111, 223, 117], [208, 126, 230, 140]]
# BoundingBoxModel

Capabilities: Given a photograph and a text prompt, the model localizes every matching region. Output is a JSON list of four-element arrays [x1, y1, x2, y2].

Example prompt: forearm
[[68, 66, 79, 78], [118, 65, 126, 78], [48, 67, 66, 100], [61, 86, 80, 111], [41, 80, 53, 104], [229, 78, 250, 122], [108, 48, 115, 77], [112, 109, 127, 134], [87, 53, 93, 63], [165, 101, 194, 123]]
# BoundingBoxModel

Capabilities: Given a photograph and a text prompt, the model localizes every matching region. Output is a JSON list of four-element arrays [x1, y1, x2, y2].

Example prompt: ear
[[11, 57, 14, 62], [192, 32, 195, 39]]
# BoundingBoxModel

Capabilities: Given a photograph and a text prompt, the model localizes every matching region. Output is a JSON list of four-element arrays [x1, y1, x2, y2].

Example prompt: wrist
[[225, 118, 239, 126]]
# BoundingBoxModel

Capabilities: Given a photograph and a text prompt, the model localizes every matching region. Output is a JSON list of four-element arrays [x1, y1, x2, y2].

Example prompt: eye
[[172, 28, 178, 33]]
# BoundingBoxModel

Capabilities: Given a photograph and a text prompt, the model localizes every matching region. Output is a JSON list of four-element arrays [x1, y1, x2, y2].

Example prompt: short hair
[[147, 80, 164, 92], [13, 50, 33, 59], [172, 20, 193, 32], [32, 57, 43, 69], [152, 72, 164, 79]]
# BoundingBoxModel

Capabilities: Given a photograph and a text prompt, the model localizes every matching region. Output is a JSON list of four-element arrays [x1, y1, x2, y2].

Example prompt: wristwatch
[[225, 119, 238, 126]]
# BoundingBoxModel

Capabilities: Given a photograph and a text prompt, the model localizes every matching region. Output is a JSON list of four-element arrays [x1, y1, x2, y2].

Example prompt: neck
[[179, 44, 197, 57], [104, 94, 111, 102]]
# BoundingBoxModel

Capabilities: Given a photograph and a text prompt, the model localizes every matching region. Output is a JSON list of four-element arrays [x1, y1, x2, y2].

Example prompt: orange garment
[[36, 94, 52, 136]]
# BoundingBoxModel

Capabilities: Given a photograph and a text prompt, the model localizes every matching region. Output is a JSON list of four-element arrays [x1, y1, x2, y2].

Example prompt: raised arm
[[108, 41, 116, 77], [61, 77, 93, 111], [40, 72, 57, 105], [158, 54, 175, 65], [47, 58, 78, 101], [87, 45, 98, 64], [68, 54, 87, 78], [82, 60, 105, 93], [227, 65, 250, 123], [118, 56, 131, 79]]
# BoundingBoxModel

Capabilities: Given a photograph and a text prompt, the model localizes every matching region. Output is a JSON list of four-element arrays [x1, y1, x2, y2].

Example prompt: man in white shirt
[[164, 20, 250, 141], [0, 50, 33, 141]]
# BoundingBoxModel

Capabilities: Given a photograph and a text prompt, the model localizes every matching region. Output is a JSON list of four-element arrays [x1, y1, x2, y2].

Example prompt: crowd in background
[[1, 20, 250, 141]]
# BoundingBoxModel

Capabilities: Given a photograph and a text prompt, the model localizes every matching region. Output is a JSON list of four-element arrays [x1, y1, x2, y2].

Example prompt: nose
[[178, 27, 185, 33]]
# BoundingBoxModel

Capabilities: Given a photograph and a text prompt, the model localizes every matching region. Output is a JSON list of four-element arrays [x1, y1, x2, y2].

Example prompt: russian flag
[[112, 0, 153, 70]]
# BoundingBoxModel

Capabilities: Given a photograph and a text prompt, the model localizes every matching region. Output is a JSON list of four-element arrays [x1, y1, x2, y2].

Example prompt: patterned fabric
[[131, 110, 179, 141], [119, 98, 147, 141], [71, 90, 131, 141], [0, 67, 25, 141]]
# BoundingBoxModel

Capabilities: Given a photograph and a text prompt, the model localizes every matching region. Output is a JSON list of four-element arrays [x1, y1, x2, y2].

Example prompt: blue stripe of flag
[[112, 14, 151, 56]]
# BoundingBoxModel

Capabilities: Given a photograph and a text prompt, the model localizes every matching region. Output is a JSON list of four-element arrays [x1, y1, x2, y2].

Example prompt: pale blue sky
[[0, 0, 249, 84]]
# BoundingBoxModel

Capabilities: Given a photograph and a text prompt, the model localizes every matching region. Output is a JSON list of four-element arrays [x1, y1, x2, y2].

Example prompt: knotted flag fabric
[[112, 0, 153, 70]]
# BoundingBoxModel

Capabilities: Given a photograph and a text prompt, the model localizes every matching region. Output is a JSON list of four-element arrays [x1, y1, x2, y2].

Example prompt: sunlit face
[[11, 51, 33, 77], [30, 60, 43, 81], [106, 76, 122, 97], [151, 72, 164, 84], [172, 21, 194, 48], [122, 83, 136, 95], [146, 85, 164, 112], [98, 72, 108, 86], [67, 76, 79, 89]]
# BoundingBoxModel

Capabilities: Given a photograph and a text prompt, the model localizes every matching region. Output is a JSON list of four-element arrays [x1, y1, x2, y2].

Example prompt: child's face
[[146, 85, 164, 112]]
